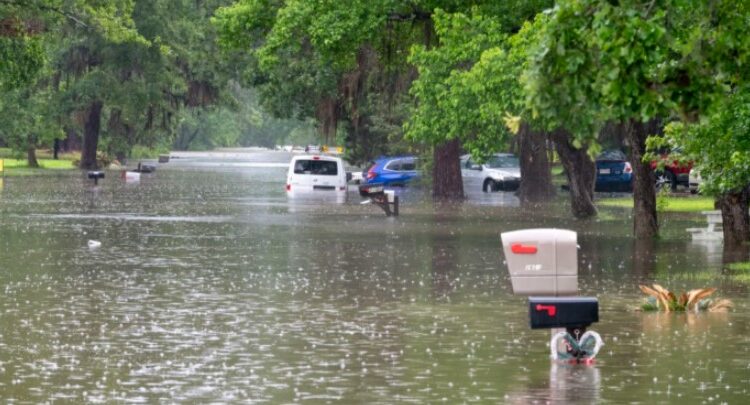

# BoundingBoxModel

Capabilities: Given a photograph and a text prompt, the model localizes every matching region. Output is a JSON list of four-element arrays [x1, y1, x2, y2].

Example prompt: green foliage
[[0, 86, 63, 158], [525, 0, 750, 144], [405, 7, 548, 162], [660, 88, 750, 196], [655, 187, 670, 212], [0, 36, 46, 89], [214, 1, 553, 164], [406, 9, 508, 159]]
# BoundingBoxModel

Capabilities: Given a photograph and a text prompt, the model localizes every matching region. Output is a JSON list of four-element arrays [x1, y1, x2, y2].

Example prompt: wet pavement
[[0, 150, 748, 403]]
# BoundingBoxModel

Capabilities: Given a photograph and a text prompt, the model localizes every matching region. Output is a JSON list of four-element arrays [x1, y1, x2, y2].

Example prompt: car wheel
[[655, 171, 676, 191], [483, 179, 497, 193]]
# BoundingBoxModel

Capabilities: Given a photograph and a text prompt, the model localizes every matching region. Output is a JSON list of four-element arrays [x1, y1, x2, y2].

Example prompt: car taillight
[[286, 184, 291, 191], [624, 162, 632, 173], [367, 167, 376, 180]]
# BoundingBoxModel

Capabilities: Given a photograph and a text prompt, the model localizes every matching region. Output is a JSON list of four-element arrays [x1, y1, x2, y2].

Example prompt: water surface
[[0, 150, 747, 403]]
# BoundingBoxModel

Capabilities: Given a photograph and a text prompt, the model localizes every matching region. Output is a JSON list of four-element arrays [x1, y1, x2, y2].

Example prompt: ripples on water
[[0, 151, 747, 403]]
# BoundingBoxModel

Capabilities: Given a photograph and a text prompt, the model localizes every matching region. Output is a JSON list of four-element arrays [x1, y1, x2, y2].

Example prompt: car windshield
[[597, 150, 627, 161], [294, 160, 338, 175], [485, 155, 519, 169]]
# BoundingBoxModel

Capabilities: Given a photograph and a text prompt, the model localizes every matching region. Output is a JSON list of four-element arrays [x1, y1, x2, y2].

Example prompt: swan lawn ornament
[[550, 330, 603, 364]]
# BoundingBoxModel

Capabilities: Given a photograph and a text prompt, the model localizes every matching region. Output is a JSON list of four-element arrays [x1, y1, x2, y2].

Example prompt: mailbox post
[[358, 183, 399, 216], [501, 229, 603, 363]]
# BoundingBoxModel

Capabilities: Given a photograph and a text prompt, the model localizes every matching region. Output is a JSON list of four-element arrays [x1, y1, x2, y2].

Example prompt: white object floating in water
[[122, 170, 141, 182], [88, 240, 102, 249]]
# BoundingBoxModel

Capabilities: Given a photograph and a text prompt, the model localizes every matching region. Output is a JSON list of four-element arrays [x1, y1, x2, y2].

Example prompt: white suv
[[286, 155, 348, 199]]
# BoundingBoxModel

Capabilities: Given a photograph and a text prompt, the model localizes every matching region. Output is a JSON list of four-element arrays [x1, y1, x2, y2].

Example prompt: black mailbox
[[359, 182, 385, 197], [87, 171, 105, 185], [529, 296, 598, 329]]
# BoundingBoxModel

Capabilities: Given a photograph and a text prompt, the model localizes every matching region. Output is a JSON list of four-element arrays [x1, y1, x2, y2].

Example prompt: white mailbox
[[501, 228, 578, 296]]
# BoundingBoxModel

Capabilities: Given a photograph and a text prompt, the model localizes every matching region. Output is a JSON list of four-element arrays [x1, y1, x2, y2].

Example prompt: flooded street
[[0, 150, 748, 403]]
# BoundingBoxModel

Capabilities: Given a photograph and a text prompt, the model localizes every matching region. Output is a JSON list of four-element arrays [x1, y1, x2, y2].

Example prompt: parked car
[[689, 168, 702, 194], [595, 150, 632, 192], [650, 148, 692, 191], [348, 170, 363, 184], [461, 153, 521, 192], [286, 155, 348, 199], [362, 156, 419, 186]]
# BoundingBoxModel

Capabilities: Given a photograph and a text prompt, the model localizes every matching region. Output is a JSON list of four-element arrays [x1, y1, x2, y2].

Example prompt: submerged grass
[[598, 195, 715, 212]]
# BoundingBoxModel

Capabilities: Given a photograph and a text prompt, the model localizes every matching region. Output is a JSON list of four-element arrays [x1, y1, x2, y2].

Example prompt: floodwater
[[0, 150, 748, 403]]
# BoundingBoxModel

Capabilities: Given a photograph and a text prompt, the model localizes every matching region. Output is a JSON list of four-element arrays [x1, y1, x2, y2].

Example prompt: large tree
[[214, 1, 552, 200], [1, 1, 238, 168], [524, 0, 750, 238], [660, 88, 750, 248], [1, 0, 145, 166]]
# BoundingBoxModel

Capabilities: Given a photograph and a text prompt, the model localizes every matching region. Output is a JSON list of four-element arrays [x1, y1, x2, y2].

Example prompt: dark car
[[362, 156, 420, 186], [595, 150, 632, 192]]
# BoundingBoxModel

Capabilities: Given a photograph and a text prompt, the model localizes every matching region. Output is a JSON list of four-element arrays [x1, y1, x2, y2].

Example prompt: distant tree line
[[0, 0, 313, 167], [3, 1, 750, 245]]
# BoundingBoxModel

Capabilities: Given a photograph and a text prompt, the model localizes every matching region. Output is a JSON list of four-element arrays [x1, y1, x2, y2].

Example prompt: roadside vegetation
[[0, 148, 76, 175], [598, 195, 715, 213], [2, 1, 749, 246]]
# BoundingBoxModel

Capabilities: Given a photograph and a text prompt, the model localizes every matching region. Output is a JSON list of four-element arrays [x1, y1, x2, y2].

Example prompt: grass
[[657, 271, 750, 283], [1, 158, 76, 170], [0, 149, 79, 176], [726, 262, 750, 272], [598, 194, 715, 212]]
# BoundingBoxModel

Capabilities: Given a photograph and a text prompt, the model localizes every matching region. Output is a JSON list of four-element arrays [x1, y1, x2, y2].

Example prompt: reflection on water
[[507, 363, 601, 404], [0, 150, 748, 402]]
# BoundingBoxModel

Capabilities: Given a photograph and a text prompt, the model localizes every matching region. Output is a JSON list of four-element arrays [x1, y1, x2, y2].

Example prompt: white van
[[286, 155, 348, 199]]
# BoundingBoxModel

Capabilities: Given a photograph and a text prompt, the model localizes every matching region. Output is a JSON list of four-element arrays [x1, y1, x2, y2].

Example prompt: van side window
[[293, 160, 338, 175]]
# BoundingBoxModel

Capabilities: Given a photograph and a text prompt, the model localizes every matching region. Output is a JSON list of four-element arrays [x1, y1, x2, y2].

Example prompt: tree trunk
[[626, 119, 659, 238], [26, 144, 39, 168], [62, 127, 81, 152], [80, 100, 103, 170], [717, 188, 750, 248], [517, 122, 555, 204], [550, 128, 597, 218], [432, 138, 464, 201], [632, 237, 656, 278]]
